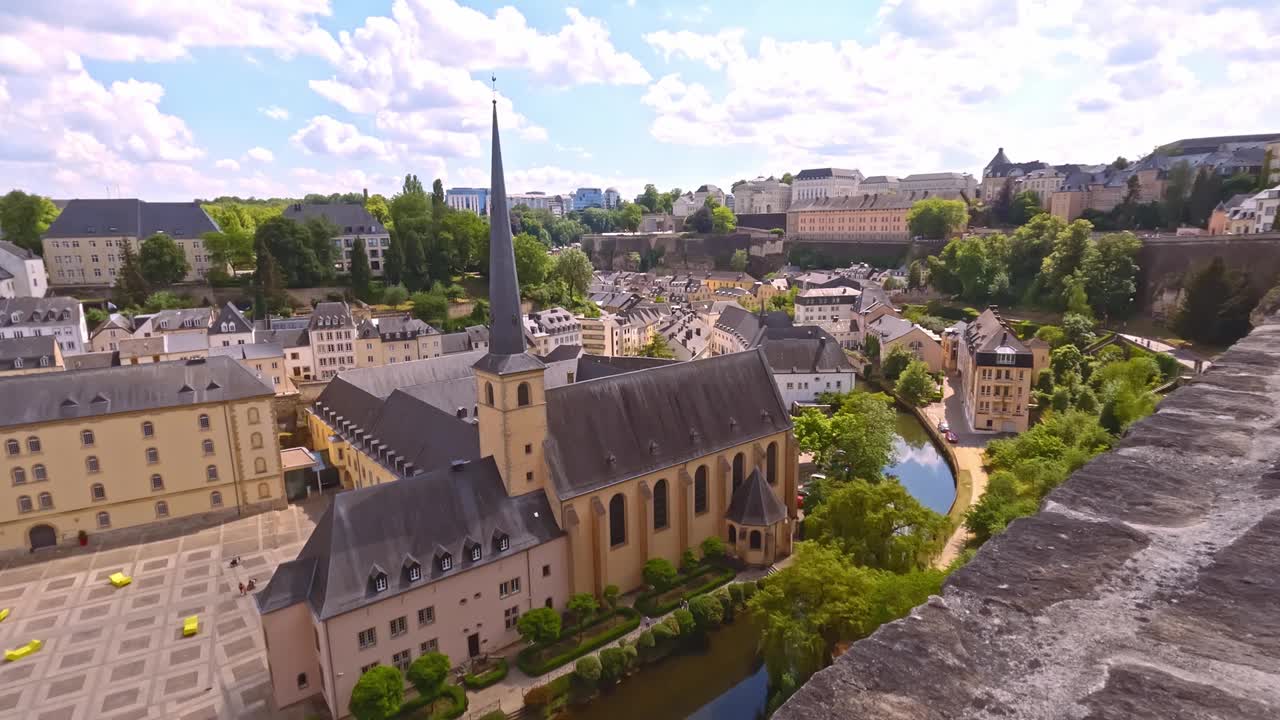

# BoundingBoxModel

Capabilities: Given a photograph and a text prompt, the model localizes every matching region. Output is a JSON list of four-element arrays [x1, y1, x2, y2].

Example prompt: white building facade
[[0, 241, 47, 298], [734, 178, 792, 214], [791, 168, 864, 203], [0, 297, 89, 354]]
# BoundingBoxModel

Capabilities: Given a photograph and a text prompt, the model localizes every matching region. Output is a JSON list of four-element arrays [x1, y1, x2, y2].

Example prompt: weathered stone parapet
[[776, 312, 1280, 719]]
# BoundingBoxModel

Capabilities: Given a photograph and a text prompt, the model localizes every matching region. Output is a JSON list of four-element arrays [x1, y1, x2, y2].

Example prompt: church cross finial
[[491, 74, 497, 105]]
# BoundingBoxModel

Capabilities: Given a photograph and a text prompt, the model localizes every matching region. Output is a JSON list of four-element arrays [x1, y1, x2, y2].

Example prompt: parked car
[[938, 420, 950, 433], [945, 430, 959, 444]]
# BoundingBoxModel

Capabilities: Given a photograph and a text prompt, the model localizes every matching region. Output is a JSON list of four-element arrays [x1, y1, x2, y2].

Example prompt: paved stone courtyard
[[0, 501, 330, 720]]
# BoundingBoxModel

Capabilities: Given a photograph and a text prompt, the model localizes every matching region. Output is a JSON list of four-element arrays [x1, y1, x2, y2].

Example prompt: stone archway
[[29, 524, 57, 551]]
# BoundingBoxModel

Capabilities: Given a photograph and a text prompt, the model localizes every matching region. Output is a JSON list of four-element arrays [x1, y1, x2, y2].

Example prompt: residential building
[[1249, 186, 1280, 233], [943, 308, 1047, 433], [1208, 193, 1255, 234], [979, 148, 1049, 201], [795, 285, 862, 347], [0, 356, 282, 555], [899, 172, 978, 197], [760, 326, 857, 407], [866, 314, 944, 373], [41, 199, 220, 287], [0, 335, 64, 376], [734, 177, 792, 214], [371, 315, 443, 364], [89, 313, 134, 352], [261, 105, 797, 718], [693, 184, 727, 209], [639, 213, 679, 233], [256, 323, 315, 382], [709, 306, 792, 355], [309, 302, 356, 380], [209, 342, 289, 393], [133, 308, 216, 338], [791, 168, 864, 203], [509, 191, 558, 214], [117, 333, 208, 365], [654, 309, 709, 361], [210, 302, 256, 347], [281, 203, 390, 277], [446, 187, 489, 216], [0, 240, 47, 298], [573, 187, 604, 210], [672, 192, 699, 217], [0, 297, 88, 354], [786, 191, 968, 242], [523, 308, 581, 356], [579, 313, 619, 356], [858, 175, 900, 195]]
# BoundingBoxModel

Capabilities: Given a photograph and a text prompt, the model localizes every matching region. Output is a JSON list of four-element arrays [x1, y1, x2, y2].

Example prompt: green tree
[[599, 647, 627, 686], [397, 218, 430, 291], [711, 204, 736, 233], [390, 174, 429, 228], [410, 289, 449, 327], [1186, 167, 1222, 227], [138, 233, 190, 286], [992, 178, 1015, 224], [255, 217, 325, 287], [202, 221, 255, 271], [863, 334, 880, 365], [112, 243, 150, 308], [805, 479, 947, 572], [252, 234, 287, 318], [382, 284, 409, 307], [365, 193, 391, 225], [406, 651, 450, 701], [1041, 219, 1093, 302], [573, 655, 601, 697], [1173, 257, 1257, 346], [1034, 324, 1066, 349], [516, 607, 561, 646], [0, 190, 60, 255], [906, 198, 968, 239], [1162, 160, 1193, 229], [602, 585, 620, 611], [780, 172, 794, 185], [729, 249, 749, 272], [143, 291, 186, 312], [881, 345, 914, 381], [907, 260, 924, 290], [567, 593, 599, 639], [301, 216, 339, 279], [700, 535, 726, 562], [350, 237, 372, 301], [793, 392, 897, 482], [688, 594, 725, 634], [619, 203, 643, 232], [1079, 232, 1141, 320], [349, 665, 404, 720], [1060, 313, 1096, 350], [1009, 190, 1044, 226], [642, 558, 678, 591], [894, 360, 934, 407], [638, 333, 676, 359], [554, 248, 593, 300], [1064, 275, 1093, 318], [635, 184, 662, 213], [513, 233, 551, 289], [382, 232, 405, 286], [1050, 344, 1083, 383], [673, 608, 695, 636], [1260, 149, 1275, 192]]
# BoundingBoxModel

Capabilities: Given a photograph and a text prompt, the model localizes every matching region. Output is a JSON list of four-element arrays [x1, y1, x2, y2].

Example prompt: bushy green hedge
[[635, 566, 737, 617], [516, 607, 642, 677], [924, 300, 979, 322], [395, 683, 467, 719], [524, 673, 573, 710], [462, 658, 508, 690]]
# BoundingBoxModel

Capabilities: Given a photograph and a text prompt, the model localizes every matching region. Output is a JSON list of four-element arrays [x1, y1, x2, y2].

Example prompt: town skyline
[[2, 1, 1278, 202]]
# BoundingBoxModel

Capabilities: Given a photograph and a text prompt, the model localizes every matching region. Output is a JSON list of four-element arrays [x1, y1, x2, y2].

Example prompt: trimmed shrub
[[673, 609, 695, 636], [462, 658, 508, 690], [700, 536, 726, 561], [351, 665, 404, 720], [515, 608, 642, 677], [727, 583, 745, 606], [406, 652, 450, 701], [621, 644, 638, 673], [651, 622, 677, 644], [643, 558, 678, 591], [714, 587, 734, 622], [599, 647, 627, 685], [477, 712, 508, 720], [572, 655, 601, 701], [689, 595, 724, 634], [680, 548, 699, 573], [523, 674, 571, 710]]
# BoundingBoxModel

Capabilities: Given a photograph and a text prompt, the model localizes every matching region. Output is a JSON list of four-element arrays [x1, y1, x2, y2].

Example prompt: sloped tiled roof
[[209, 302, 252, 335], [43, 199, 218, 239], [726, 467, 788, 526]]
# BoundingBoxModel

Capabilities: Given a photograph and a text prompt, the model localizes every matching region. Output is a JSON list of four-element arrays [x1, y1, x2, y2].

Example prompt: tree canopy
[[1173, 257, 1257, 347], [0, 190, 60, 255], [793, 391, 897, 482], [138, 233, 190, 286], [349, 665, 404, 720], [906, 198, 967, 239], [804, 480, 948, 572]]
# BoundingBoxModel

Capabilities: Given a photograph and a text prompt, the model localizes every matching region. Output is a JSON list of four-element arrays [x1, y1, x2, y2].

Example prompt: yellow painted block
[[108, 572, 132, 588], [4, 639, 42, 662], [0, 608, 9, 623], [183, 615, 199, 637]]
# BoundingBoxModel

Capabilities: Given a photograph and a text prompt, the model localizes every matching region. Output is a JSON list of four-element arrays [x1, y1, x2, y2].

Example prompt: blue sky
[[0, 1, 1276, 202]]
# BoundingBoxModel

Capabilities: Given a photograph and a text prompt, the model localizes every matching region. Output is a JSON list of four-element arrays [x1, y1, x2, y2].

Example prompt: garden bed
[[396, 683, 467, 719], [517, 607, 642, 677], [635, 565, 737, 617], [463, 657, 508, 690]]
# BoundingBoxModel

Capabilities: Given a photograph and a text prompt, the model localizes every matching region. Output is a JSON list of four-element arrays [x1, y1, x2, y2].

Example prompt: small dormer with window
[[465, 537, 481, 563], [492, 529, 510, 553], [369, 564, 388, 594], [403, 554, 422, 583], [436, 549, 454, 573]]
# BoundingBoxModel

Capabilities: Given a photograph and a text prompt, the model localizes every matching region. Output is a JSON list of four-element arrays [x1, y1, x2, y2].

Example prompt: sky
[[0, 0, 1277, 203]]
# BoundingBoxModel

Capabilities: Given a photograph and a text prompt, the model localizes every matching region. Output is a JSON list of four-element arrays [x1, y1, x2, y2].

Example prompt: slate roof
[[0, 335, 59, 369], [308, 302, 353, 330], [860, 175, 898, 184], [795, 168, 860, 180], [209, 302, 252, 335], [544, 348, 791, 499], [255, 327, 308, 349], [726, 468, 787, 527], [208, 342, 284, 361], [92, 313, 133, 336], [280, 203, 386, 234], [760, 326, 854, 374], [0, 267, 11, 281], [985, 147, 1011, 169], [440, 332, 473, 355], [256, 457, 561, 619], [43, 199, 219, 239], [962, 308, 1030, 355], [537, 343, 582, 364], [573, 354, 679, 382], [0, 240, 36, 260], [775, 310, 1280, 720], [149, 308, 213, 331], [0, 356, 272, 429], [0, 297, 81, 328], [715, 306, 793, 347], [867, 314, 917, 343], [376, 315, 436, 340], [65, 351, 118, 370]]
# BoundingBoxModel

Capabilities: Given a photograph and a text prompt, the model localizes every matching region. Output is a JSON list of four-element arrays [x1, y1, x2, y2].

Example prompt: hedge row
[[395, 683, 467, 719], [463, 658, 508, 690], [635, 566, 736, 617], [516, 607, 642, 677]]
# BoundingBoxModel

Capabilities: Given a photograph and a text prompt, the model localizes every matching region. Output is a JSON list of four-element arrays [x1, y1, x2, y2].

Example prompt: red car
[[945, 430, 959, 444]]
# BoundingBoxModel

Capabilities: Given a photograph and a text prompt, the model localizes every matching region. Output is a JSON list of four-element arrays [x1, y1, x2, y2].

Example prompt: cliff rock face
[[775, 312, 1280, 719]]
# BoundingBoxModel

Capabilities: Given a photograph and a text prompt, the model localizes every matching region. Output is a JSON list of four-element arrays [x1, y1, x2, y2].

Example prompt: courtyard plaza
[[0, 500, 328, 720]]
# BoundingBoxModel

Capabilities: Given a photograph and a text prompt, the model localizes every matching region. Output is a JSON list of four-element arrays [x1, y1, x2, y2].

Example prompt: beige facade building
[[0, 335, 64, 376], [942, 309, 1047, 433], [209, 343, 290, 393], [867, 314, 944, 373], [355, 314, 443, 368], [0, 356, 282, 555], [522, 307, 581, 356], [41, 199, 221, 287], [309, 302, 356, 380], [259, 107, 797, 719], [786, 191, 967, 242], [734, 177, 792, 214]]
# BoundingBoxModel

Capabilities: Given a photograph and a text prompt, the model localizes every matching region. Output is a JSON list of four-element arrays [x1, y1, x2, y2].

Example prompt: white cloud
[[215, 158, 241, 171], [555, 144, 593, 160], [291, 116, 392, 159], [640, 1, 1280, 176], [260, 105, 289, 120], [246, 146, 274, 163]]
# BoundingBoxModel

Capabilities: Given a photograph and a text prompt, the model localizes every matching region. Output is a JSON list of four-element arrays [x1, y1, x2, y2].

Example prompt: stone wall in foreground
[[775, 311, 1280, 719]]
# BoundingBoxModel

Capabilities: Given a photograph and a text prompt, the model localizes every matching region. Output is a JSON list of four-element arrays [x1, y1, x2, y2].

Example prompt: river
[[562, 401, 955, 720]]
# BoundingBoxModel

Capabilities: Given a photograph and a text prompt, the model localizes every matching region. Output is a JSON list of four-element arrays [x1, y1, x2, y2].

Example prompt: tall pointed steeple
[[473, 96, 543, 376]]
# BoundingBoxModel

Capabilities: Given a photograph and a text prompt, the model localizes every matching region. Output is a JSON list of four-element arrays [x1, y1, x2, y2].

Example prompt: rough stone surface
[[775, 313, 1280, 719]]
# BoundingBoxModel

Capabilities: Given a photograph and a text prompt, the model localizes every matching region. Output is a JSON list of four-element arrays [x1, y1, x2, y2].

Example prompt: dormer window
[[370, 565, 388, 593], [497, 535, 510, 552], [469, 544, 481, 562], [439, 553, 453, 572], [408, 564, 421, 582]]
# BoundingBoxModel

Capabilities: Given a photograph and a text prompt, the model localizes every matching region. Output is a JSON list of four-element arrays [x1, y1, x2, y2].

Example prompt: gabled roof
[[760, 326, 855, 374], [308, 302, 353, 329], [149, 307, 213, 331], [91, 313, 133, 336], [0, 335, 59, 368], [208, 342, 284, 361], [209, 302, 253, 335], [726, 467, 787, 527], [962, 308, 1031, 356], [280, 203, 386, 234], [868, 314, 917, 343], [0, 297, 81, 327], [256, 457, 561, 619], [0, 240, 36, 260], [0, 356, 272, 429], [573, 354, 678, 382], [544, 349, 791, 499], [43, 199, 218, 239]]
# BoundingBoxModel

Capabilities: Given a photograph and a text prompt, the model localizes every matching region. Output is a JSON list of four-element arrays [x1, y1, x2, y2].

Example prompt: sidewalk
[[919, 376, 990, 569]]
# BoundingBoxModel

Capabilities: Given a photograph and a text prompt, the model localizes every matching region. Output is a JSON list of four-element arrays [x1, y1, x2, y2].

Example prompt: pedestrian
[[238, 582, 245, 596]]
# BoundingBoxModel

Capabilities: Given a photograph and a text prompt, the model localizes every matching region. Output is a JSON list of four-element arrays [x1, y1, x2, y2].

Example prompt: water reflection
[[885, 408, 957, 514]]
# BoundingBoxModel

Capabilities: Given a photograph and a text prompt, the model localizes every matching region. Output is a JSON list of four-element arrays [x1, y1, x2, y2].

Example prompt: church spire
[[485, 96, 526, 357]]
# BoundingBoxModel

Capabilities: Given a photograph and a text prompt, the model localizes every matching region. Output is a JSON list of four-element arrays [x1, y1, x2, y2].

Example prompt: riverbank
[[921, 375, 990, 569]]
